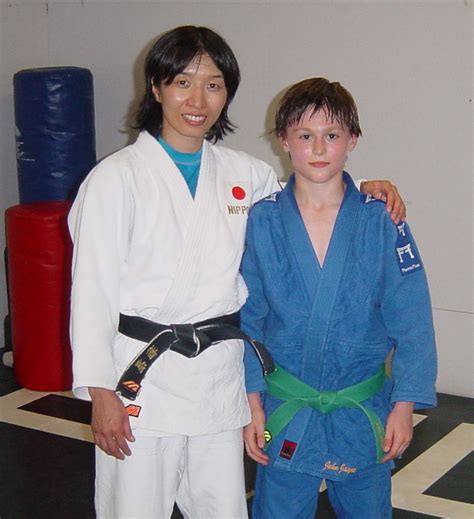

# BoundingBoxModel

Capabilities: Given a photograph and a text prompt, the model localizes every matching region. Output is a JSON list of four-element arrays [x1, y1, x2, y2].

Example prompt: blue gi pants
[[252, 462, 392, 519]]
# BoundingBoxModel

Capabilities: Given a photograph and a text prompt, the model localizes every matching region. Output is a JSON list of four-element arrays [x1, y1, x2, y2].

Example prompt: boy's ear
[[348, 134, 358, 151], [278, 134, 290, 153]]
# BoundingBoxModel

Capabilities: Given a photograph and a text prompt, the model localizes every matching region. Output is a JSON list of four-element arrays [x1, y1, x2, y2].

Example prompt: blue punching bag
[[14, 67, 96, 203]]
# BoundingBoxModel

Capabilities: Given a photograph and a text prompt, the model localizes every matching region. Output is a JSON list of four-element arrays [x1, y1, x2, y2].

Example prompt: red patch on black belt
[[279, 440, 297, 460]]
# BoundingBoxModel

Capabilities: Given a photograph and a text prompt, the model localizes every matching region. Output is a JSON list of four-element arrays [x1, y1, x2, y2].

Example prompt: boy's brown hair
[[274, 77, 362, 137]]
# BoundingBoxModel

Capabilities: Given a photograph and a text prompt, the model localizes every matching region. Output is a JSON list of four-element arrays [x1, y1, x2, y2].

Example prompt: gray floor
[[0, 359, 472, 519]]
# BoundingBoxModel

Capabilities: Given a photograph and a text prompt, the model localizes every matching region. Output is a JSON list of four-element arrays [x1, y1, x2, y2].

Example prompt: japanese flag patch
[[395, 222, 423, 275], [225, 181, 250, 216]]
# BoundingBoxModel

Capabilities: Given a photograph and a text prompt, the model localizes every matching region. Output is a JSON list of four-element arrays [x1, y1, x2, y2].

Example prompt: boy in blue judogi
[[241, 78, 437, 518]]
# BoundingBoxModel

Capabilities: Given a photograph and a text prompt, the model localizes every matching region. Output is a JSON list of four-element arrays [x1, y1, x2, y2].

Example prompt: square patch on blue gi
[[279, 439, 298, 460]]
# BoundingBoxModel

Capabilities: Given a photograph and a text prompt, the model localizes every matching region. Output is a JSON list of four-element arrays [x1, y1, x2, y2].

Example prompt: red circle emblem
[[232, 186, 246, 200]]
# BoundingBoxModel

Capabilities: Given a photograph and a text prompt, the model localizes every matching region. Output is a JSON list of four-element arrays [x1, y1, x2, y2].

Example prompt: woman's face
[[152, 53, 228, 152]]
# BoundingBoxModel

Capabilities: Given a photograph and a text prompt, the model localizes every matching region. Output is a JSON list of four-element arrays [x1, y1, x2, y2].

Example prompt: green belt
[[264, 364, 387, 463]]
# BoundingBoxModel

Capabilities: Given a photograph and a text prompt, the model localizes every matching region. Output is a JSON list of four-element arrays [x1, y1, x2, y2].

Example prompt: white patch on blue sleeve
[[265, 192, 278, 202], [361, 193, 385, 204], [395, 222, 423, 275]]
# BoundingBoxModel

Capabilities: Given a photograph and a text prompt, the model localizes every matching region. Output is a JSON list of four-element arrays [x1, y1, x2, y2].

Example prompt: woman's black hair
[[135, 26, 241, 142]]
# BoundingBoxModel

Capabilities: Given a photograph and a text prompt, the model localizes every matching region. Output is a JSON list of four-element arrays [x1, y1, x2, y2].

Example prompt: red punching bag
[[5, 201, 72, 391]]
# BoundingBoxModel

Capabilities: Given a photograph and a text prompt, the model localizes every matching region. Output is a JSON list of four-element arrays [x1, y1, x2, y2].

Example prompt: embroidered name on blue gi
[[395, 222, 423, 275], [323, 461, 357, 474], [279, 439, 298, 460]]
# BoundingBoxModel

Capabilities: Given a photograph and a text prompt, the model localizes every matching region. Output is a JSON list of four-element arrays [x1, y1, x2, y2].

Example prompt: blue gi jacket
[[241, 173, 437, 480]]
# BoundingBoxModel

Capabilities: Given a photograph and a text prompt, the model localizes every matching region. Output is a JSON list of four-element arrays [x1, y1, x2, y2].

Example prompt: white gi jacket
[[68, 131, 279, 436]]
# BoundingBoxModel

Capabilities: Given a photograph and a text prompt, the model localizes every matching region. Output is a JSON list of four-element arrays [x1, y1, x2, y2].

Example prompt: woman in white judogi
[[68, 26, 405, 519]]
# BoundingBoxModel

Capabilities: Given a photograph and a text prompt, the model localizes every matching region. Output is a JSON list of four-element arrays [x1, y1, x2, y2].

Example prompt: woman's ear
[[151, 81, 161, 103]]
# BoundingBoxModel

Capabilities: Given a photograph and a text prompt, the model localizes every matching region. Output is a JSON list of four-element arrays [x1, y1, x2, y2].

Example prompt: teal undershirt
[[158, 137, 202, 198]]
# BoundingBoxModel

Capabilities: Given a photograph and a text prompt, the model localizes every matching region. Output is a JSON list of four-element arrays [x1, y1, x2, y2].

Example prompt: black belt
[[116, 311, 275, 401]]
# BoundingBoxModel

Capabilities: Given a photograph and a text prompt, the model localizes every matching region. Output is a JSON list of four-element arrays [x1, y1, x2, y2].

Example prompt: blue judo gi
[[241, 173, 437, 518]]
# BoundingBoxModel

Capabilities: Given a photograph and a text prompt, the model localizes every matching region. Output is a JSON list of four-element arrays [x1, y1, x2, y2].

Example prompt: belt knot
[[309, 390, 338, 413], [170, 324, 212, 357]]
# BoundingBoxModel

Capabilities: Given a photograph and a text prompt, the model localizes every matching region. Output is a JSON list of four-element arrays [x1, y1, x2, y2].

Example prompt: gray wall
[[1, 0, 472, 396]]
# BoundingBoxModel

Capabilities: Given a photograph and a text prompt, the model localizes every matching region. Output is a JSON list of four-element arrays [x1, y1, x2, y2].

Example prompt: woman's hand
[[89, 387, 135, 460], [360, 180, 406, 224]]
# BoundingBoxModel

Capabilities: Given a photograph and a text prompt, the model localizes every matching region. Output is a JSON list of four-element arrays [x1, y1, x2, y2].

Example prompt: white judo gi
[[68, 131, 279, 518]]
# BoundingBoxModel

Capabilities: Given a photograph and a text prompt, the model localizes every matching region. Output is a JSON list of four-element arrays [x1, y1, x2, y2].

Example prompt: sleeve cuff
[[390, 392, 437, 410]]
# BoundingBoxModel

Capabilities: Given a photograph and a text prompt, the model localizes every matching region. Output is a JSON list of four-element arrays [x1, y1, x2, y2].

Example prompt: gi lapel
[[279, 175, 320, 310], [139, 131, 195, 207], [280, 172, 361, 382], [153, 140, 217, 322], [302, 172, 361, 381]]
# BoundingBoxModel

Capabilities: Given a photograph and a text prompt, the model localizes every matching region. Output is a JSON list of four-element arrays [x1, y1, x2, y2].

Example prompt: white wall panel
[[433, 309, 473, 397], [0, 0, 472, 395]]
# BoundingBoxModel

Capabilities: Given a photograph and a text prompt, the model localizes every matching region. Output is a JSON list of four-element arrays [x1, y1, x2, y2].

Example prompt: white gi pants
[[95, 428, 248, 519]]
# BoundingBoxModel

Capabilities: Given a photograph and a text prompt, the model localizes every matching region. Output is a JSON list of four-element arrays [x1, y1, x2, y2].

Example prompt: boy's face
[[152, 53, 228, 152], [279, 109, 357, 186]]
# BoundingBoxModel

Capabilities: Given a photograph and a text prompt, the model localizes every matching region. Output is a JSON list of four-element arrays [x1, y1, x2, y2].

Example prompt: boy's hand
[[381, 401, 414, 463], [360, 180, 406, 224], [244, 392, 269, 465], [89, 387, 135, 460]]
